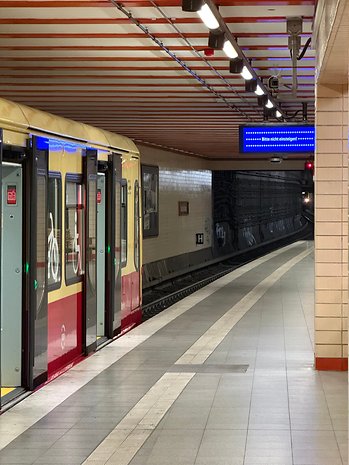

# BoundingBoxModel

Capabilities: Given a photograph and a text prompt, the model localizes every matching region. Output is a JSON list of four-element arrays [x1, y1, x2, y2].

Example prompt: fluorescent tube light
[[223, 40, 238, 59], [198, 4, 219, 30], [255, 85, 264, 96], [240, 66, 253, 80]]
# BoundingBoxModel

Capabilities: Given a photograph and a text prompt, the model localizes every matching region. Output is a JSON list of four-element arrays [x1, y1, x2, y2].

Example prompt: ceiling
[[316, 0, 349, 85], [0, 0, 316, 159]]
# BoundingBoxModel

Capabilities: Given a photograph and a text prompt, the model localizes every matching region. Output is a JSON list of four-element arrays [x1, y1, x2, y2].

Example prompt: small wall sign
[[178, 201, 189, 216], [7, 185, 17, 205], [97, 189, 102, 204], [196, 233, 204, 245]]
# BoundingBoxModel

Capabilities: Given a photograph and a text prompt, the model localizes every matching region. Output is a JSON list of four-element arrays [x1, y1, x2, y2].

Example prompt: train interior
[[0, 163, 24, 404], [96, 172, 107, 341]]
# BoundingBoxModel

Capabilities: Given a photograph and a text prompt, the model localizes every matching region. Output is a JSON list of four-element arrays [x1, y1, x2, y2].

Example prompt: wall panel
[[138, 145, 212, 265]]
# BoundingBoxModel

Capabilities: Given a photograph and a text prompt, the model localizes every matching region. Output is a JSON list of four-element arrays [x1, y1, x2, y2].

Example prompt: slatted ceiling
[[0, 0, 315, 159]]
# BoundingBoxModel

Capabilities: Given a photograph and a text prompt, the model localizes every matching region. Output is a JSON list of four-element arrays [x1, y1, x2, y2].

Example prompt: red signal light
[[305, 161, 314, 170], [204, 48, 214, 57]]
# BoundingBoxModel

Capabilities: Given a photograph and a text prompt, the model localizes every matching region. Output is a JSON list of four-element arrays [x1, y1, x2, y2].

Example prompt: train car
[[0, 98, 142, 409]]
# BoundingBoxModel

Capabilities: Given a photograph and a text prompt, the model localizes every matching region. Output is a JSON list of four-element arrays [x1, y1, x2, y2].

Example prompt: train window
[[65, 179, 85, 285], [134, 180, 140, 272], [121, 179, 127, 267], [48, 173, 62, 290], [141, 164, 159, 237]]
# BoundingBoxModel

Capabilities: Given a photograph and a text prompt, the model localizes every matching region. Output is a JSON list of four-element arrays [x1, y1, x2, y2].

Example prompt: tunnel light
[[266, 99, 274, 109], [240, 66, 253, 81], [198, 4, 219, 30], [255, 85, 264, 96], [276, 110, 282, 118], [223, 40, 238, 59]]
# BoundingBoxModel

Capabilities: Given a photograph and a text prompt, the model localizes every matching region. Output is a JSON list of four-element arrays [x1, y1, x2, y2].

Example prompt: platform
[[0, 241, 346, 465]]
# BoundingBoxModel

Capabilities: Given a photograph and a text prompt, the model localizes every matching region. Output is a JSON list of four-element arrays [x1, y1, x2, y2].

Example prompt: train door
[[83, 150, 97, 354], [95, 155, 122, 342], [28, 136, 48, 389], [96, 172, 106, 342], [107, 154, 122, 336], [0, 162, 23, 406]]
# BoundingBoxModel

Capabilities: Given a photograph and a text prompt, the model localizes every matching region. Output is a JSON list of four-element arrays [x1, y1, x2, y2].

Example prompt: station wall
[[138, 144, 212, 265], [313, 0, 349, 370], [314, 83, 348, 370]]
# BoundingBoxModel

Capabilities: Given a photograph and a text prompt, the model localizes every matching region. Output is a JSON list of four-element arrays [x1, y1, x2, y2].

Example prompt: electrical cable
[[283, 109, 302, 120], [297, 38, 311, 61], [148, 0, 259, 115], [109, 0, 253, 121]]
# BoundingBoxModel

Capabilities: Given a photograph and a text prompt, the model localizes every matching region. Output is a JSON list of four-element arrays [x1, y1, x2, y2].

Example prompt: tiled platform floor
[[0, 241, 347, 465]]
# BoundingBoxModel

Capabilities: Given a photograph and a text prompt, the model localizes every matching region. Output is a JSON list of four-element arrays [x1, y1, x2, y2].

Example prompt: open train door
[[83, 149, 98, 354], [106, 154, 122, 337], [95, 154, 122, 342], [26, 135, 49, 390]]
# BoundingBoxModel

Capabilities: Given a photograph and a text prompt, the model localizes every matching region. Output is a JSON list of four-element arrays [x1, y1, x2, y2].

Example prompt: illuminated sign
[[239, 125, 315, 153], [7, 185, 17, 205], [97, 189, 102, 204]]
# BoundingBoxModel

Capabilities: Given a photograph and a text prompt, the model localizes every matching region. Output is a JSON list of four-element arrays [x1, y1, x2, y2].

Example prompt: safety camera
[[268, 76, 279, 90]]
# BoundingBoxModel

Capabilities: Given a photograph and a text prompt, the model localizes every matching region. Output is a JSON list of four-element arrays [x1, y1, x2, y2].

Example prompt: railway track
[[142, 223, 313, 321]]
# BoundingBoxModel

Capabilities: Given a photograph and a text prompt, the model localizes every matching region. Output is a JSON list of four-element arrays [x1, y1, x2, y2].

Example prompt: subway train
[[0, 97, 141, 407]]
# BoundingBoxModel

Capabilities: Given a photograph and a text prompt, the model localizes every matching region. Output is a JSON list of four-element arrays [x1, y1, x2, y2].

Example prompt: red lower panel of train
[[121, 271, 142, 333], [47, 271, 141, 378], [47, 292, 83, 378]]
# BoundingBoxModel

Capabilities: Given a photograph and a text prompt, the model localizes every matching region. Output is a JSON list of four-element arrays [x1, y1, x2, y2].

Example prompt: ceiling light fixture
[[198, 4, 219, 29], [223, 40, 238, 59], [229, 58, 244, 74], [245, 79, 257, 92], [182, 0, 203, 12], [258, 95, 268, 106], [208, 30, 225, 49], [255, 85, 265, 96], [241, 66, 253, 80], [181, 0, 283, 116]]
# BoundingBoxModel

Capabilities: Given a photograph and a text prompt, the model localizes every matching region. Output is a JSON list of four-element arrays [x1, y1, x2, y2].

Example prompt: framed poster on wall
[[141, 164, 159, 237]]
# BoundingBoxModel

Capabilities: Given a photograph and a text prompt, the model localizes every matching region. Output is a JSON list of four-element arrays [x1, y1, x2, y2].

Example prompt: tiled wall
[[315, 83, 348, 370], [138, 144, 212, 265]]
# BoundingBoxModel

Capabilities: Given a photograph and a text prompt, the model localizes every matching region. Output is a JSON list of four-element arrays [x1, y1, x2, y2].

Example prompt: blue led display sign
[[239, 125, 315, 153]]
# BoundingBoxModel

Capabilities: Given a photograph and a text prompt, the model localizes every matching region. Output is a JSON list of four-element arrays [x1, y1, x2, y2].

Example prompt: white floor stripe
[[0, 241, 305, 450], [175, 247, 313, 365], [83, 372, 195, 465]]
